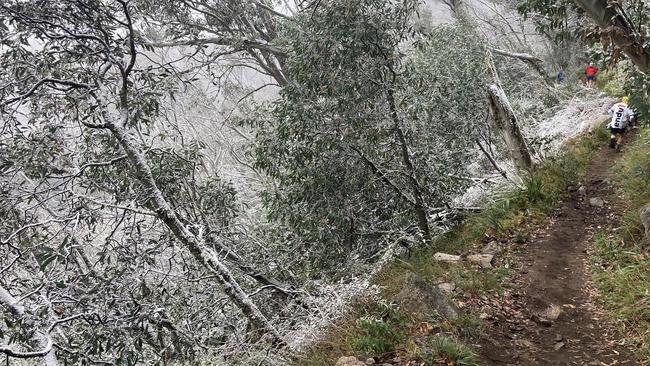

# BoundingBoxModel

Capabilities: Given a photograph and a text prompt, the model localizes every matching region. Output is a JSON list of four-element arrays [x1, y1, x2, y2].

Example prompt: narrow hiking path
[[474, 133, 640, 365]]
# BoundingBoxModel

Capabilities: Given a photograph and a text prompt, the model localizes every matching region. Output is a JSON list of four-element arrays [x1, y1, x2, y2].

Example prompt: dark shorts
[[609, 127, 626, 135], [586, 75, 595, 81]]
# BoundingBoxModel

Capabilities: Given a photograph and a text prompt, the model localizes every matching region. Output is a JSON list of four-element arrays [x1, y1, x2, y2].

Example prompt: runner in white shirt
[[607, 97, 634, 151]]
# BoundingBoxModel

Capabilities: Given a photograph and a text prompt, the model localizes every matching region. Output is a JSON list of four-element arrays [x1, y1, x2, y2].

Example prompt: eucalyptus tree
[[249, 0, 490, 276], [0, 0, 288, 363]]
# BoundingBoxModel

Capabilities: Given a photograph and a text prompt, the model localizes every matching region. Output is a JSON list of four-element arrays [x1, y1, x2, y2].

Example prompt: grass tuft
[[348, 300, 408, 355], [425, 335, 481, 366]]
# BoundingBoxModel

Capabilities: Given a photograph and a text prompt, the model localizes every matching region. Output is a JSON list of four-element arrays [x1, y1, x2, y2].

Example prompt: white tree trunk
[[103, 112, 283, 344], [487, 84, 533, 173], [0, 286, 58, 365]]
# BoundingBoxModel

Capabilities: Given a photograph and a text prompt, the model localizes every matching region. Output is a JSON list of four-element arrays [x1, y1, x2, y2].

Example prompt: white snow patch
[[284, 278, 380, 351], [527, 91, 616, 152]]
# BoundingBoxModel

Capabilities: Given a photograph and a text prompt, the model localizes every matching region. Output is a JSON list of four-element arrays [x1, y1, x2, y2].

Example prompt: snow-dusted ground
[[528, 91, 616, 152]]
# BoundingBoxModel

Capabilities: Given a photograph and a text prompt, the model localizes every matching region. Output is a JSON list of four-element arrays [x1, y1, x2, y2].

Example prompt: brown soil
[[474, 136, 641, 365]]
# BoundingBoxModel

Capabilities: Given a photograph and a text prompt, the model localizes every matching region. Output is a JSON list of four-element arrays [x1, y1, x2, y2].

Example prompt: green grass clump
[[451, 313, 482, 339], [424, 335, 481, 366], [348, 300, 409, 355], [592, 128, 650, 359]]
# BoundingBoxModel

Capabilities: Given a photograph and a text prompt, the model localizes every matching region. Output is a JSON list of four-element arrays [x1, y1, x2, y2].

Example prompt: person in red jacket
[[585, 62, 599, 88]]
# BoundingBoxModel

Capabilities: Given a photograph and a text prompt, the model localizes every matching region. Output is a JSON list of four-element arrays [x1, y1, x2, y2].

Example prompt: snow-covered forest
[[1, 0, 649, 365]]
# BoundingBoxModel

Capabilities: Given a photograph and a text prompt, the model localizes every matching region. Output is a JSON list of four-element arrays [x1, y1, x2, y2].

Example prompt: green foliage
[[625, 69, 650, 126], [516, 0, 575, 39], [514, 230, 529, 244], [350, 318, 401, 355], [612, 130, 650, 238], [0, 2, 248, 364], [593, 236, 650, 359], [250, 3, 490, 276], [297, 299, 410, 365], [595, 67, 627, 97], [424, 335, 481, 366]]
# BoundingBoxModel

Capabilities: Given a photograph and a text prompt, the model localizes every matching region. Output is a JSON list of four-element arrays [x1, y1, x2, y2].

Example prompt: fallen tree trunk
[[487, 84, 534, 174], [433, 252, 462, 262]]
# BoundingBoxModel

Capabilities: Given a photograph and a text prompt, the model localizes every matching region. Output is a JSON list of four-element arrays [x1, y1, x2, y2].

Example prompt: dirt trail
[[475, 136, 640, 365]]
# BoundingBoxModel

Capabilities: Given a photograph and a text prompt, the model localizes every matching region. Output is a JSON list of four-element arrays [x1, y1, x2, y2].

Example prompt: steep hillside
[[293, 94, 647, 364]]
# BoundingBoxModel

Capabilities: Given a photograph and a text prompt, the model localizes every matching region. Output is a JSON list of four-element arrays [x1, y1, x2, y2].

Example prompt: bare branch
[[146, 37, 287, 57], [1, 78, 92, 106]]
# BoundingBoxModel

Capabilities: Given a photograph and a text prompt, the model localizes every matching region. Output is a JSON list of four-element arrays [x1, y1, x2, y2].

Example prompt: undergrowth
[[296, 128, 607, 365], [592, 127, 650, 361]]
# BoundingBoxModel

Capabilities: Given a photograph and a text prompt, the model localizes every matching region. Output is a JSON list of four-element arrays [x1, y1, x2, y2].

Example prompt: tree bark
[[574, 0, 650, 73], [487, 84, 534, 173]]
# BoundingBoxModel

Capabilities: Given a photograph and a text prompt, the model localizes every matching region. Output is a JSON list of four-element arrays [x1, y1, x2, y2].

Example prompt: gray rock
[[589, 197, 605, 207], [577, 186, 586, 196], [335, 356, 364, 366], [467, 254, 494, 268], [640, 203, 650, 240], [433, 252, 462, 262], [481, 241, 502, 255], [553, 341, 565, 351], [437, 282, 456, 293], [395, 272, 459, 320], [513, 339, 535, 348], [539, 304, 562, 321], [365, 358, 375, 365]]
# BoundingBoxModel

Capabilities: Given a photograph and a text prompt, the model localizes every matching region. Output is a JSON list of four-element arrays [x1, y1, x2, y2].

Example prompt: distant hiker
[[556, 70, 566, 83], [607, 96, 634, 151], [585, 62, 598, 88]]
